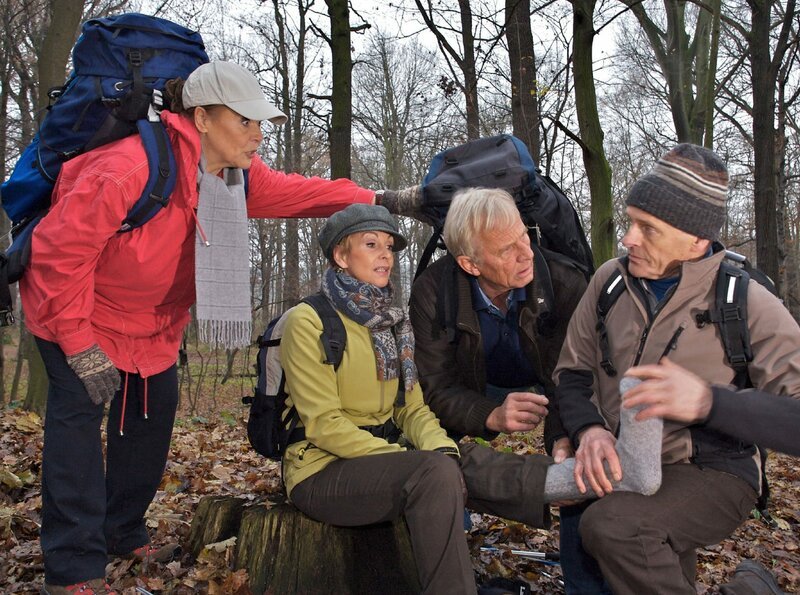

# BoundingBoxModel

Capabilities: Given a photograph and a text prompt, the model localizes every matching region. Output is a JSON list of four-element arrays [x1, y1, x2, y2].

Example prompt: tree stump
[[186, 495, 246, 558], [188, 496, 420, 595]]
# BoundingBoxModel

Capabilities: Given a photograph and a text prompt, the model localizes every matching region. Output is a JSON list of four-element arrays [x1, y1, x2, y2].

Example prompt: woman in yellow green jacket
[[281, 204, 473, 594]]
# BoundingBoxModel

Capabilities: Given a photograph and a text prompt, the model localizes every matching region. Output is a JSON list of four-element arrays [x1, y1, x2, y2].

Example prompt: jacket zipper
[[631, 278, 682, 367]]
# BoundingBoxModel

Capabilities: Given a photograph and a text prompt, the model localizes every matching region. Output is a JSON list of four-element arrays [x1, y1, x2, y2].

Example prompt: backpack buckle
[[600, 358, 617, 376], [729, 353, 749, 367], [149, 193, 168, 207], [695, 310, 712, 328], [720, 304, 743, 322], [128, 49, 143, 67], [526, 224, 541, 244], [323, 340, 343, 365]]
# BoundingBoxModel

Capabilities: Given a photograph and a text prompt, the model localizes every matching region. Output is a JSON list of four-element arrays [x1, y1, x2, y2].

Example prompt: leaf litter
[[0, 407, 797, 594]]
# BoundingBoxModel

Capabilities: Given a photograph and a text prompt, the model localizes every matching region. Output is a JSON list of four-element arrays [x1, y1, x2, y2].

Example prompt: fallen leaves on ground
[[0, 407, 797, 594]]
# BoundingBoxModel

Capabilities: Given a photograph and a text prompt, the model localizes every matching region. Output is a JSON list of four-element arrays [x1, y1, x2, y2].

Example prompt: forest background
[[0, 0, 798, 593], [1, 0, 800, 413]]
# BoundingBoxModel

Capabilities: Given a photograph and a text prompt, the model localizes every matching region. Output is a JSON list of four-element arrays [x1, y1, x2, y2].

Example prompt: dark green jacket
[[409, 252, 587, 452]]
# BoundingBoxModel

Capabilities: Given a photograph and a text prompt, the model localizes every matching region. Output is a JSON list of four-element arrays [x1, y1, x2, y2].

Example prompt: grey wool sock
[[543, 377, 663, 502]]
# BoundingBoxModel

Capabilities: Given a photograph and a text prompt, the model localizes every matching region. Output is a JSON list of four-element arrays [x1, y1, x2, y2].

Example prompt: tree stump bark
[[186, 495, 246, 558], [188, 496, 419, 595]]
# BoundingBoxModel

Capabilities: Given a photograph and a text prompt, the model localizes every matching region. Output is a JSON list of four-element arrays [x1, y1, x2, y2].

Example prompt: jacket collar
[[453, 254, 541, 335], [161, 110, 202, 209], [621, 245, 726, 286]]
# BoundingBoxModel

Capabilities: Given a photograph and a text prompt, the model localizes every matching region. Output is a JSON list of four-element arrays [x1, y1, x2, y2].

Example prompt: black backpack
[[416, 134, 593, 344], [594, 247, 778, 518], [242, 293, 346, 460], [416, 134, 594, 282], [0, 13, 209, 326]]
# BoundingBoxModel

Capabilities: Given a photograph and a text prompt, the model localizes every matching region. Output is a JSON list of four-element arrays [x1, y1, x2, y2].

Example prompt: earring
[[335, 266, 345, 274]]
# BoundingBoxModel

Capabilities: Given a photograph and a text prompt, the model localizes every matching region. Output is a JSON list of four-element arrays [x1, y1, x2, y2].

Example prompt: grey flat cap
[[319, 203, 407, 258]]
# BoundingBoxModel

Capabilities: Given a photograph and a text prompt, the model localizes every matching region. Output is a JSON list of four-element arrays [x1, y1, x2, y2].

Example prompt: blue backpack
[[0, 13, 209, 324]]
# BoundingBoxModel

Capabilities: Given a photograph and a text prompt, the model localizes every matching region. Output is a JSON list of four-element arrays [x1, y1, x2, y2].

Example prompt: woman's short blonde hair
[[443, 188, 520, 261]]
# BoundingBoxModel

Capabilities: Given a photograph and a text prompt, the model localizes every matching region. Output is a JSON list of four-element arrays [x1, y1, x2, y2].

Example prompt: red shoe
[[127, 542, 181, 564], [41, 578, 117, 595]]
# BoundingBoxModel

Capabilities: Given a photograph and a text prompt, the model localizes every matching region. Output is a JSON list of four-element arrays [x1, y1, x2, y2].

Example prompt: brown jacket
[[410, 251, 587, 451], [554, 250, 800, 491]]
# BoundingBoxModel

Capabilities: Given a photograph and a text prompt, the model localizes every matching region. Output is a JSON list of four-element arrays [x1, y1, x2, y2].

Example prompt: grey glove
[[66, 344, 121, 405], [379, 186, 435, 225]]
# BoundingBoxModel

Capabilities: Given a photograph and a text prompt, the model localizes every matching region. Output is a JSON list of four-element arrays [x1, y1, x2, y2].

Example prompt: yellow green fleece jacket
[[281, 302, 458, 496]]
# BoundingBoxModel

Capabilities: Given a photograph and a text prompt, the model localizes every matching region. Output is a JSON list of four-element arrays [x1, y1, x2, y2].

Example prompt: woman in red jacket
[[24, 61, 376, 595]]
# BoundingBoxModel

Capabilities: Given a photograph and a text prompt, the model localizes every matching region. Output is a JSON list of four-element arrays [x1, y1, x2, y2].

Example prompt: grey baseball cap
[[319, 204, 407, 259], [182, 61, 287, 124]]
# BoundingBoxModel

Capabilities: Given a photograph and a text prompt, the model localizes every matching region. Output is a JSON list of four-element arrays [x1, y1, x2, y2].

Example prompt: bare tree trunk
[[36, 0, 84, 120], [414, 0, 481, 140], [273, 1, 301, 305], [458, 0, 480, 139], [23, 336, 47, 416], [505, 0, 540, 159], [284, 220, 300, 306], [621, 0, 719, 145], [700, 0, 721, 148], [0, 35, 10, 406], [572, 0, 614, 266], [748, 0, 796, 293], [10, 327, 26, 404], [326, 0, 352, 179], [20, 0, 83, 413]]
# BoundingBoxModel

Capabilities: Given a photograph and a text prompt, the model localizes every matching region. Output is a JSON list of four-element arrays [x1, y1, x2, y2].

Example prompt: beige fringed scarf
[[194, 163, 252, 349]]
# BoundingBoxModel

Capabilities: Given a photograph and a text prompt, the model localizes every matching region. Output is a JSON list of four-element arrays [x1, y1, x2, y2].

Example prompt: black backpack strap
[[302, 292, 347, 369], [531, 242, 554, 313], [708, 258, 774, 520], [434, 256, 460, 344], [596, 264, 628, 377], [280, 294, 347, 449], [0, 254, 15, 327], [710, 260, 752, 389], [414, 224, 445, 281], [531, 242, 557, 336]]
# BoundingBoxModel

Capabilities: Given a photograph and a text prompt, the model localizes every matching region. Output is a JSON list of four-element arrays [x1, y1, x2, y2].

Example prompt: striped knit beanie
[[626, 144, 728, 240]]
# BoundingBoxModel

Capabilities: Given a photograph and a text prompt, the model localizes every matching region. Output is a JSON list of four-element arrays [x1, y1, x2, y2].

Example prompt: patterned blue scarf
[[321, 267, 417, 398]]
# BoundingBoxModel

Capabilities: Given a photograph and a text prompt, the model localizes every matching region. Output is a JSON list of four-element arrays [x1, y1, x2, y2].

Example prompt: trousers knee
[[409, 452, 463, 503], [578, 501, 633, 558]]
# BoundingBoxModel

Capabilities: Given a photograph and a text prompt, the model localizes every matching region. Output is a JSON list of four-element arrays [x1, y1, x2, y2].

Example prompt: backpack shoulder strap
[[532, 242, 554, 313], [596, 261, 629, 377], [712, 256, 775, 519], [119, 117, 177, 232], [302, 292, 347, 370], [414, 223, 445, 281], [711, 259, 752, 389], [531, 242, 558, 336], [433, 256, 460, 344]]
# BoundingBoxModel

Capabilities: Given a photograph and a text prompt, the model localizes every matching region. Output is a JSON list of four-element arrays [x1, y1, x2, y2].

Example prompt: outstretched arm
[[624, 358, 800, 457]]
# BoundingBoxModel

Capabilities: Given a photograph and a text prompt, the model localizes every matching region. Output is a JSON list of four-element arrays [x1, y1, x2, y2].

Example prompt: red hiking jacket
[[20, 111, 374, 377]]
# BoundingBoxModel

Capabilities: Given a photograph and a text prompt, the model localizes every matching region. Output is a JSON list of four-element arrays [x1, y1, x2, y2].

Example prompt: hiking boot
[[720, 560, 784, 595], [125, 542, 181, 564], [41, 578, 117, 595]]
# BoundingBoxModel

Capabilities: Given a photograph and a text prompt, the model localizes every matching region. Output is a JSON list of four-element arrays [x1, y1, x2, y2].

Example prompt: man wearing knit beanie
[[623, 143, 728, 280], [552, 144, 800, 594]]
